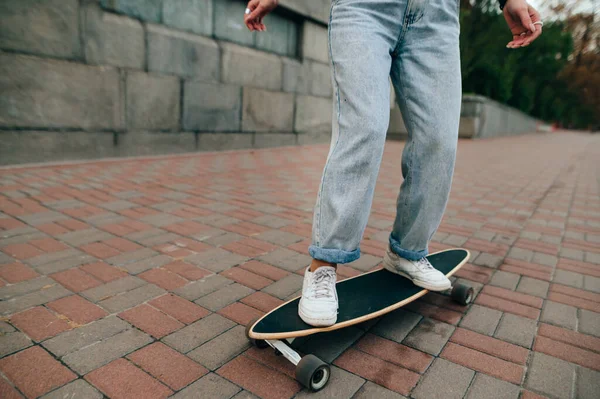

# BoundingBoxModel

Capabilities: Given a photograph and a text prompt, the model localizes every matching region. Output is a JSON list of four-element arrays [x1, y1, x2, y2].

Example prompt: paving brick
[[239, 260, 290, 281], [173, 274, 233, 301], [104, 248, 157, 267], [170, 373, 240, 399], [353, 381, 407, 399], [441, 342, 524, 384], [185, 248, 247, 273], [240, 291, 284, 313], [298, 326, 364, 363], [128, 342, 208, 390], [0, 281, 71, 315], [0, 346, 76, 399], [507, 247, 534, 262], [26, 249, 81, 268], [99, 283, 165, 313], [119, 304, 183, 338], [411, 358, 475, 399], [465, 374, 520, 399], [62, 328, 152, 375], [482, 285, 543, 308], [81, 276, 146, 302], [356, 333, 433, 373], [40, 379, 102, 399], [584, 275, 600, 293], [553, 269, 584, 288], [525, 352, 576, 399], [520, 390, 549, 399], [475, 293, 540, 319], [540, 301, 577, 329], [80, 242, 121, 259], [405, 300, 463, 325], [164, 260, 212, 281], [195, 283, 254, 311], [218, 302, 264, 326], [494, 313, 537, 348], [459, 304, 503, 336], [50, 268, 102, 292], [162, 313, 235, 353], [403, 318, 454, 356], [261, 273, 303, 299], [534, 335, 600, 371], [188, 325, 250, 370], [149, 294, 209, 324], [0, 331, 32, 357], [220, 267, 273, 290], [218, 355, 302, 399], [80, 261, 128, 282], [47, 295, 107, 325], [576, 366, 600, 399], [10, 306, 71, 341], [474, 252, 503, 268], [35, 253, 97, 275], [578, 309, 600, 337], [139, 267, 188, 290], [85, 358, 173, 399], [1, 243, 44, 260], [489, 270, 521, 290], [516, 276, 549, 298], [42, 316, 130, 357], [0, 263, 39, 283], [0, 276, 53, 300], [258, 248, 311, 273]]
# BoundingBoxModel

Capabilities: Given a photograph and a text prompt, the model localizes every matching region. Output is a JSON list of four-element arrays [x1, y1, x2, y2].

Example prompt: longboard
[[245, 248, 472, 391]]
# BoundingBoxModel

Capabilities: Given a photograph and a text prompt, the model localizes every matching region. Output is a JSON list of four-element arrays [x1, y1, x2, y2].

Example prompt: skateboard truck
[[245, 321, 331, 392]]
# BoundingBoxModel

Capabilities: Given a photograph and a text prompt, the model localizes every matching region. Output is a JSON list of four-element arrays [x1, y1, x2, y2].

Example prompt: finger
[[247, 4, 266, 22], [516, 6, 536, 33], [244, 0, 259, 30], [522, 27, 542, 46]]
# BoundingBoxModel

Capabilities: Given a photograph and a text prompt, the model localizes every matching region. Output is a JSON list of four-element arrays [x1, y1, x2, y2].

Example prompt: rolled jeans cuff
[[308, 245, 360, 264], [389, 235, 428, 261]]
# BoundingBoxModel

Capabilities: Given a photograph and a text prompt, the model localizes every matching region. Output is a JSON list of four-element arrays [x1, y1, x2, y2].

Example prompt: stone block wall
[[0, 0, 334, 165]]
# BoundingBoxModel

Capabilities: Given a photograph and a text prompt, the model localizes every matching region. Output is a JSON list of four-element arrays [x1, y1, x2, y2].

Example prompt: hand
[[244, 0, 278, 32], [503, 0, 542, 48]]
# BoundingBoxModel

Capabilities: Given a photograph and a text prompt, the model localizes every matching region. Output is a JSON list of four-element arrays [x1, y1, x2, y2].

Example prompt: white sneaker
[[383, 247, 451, 291], [298, 266, 338, 327]]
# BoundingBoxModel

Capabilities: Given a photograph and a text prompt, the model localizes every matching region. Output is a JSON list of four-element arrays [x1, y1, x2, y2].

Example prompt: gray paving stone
[[442, 234, 469, 247], [262, 274, 303, 300], [403, 318, 455, 356], [371, 308, 422, 343], [99, 284, 165, 313], [525, 352, 576, 399], [185, 249, 248, 273], [412, 358, 475, 399], [187, 325, 249, 370], [540, 301, 578, 330], [0, 231, 46, 247], [27, 248, 82, 267], [231, 391, 260, 399], [43, 316, 131, 357], [299, 326, 364, 363], [173, 274, 233, 301], [473, 253, 503, 269], [583, 275, 600, 293], [255, 229, 303, 246], [516, 276, 549, 298], [57, 229, 112, 246], [532, 252, 558, 267], [195, 283, 254, 311], [105, 248, 157, 267], [162, 313, 235, 353], [0, 321, 14, 333], [136, 232, 182, 247], [140, 213, 186, 227], [0, 252, 15, 265], [553, 269, 584, 288], [0, 276, 55, 300], [81, 276, 146, 303], [40, 379, 103, 399], [258, 248, 311, 272], [585, 251, 600, 264], [492, 234, 517, 246], [489, 271, 521, 290], [578, 309, 600, 337], [576, 366, 600, 399], [251, 215, 293, 229], [35, 254, 97, 275], [171, 373, 240, 399], [119, 254, 172, 275], [559, 247, 585, 261], [296, 365, 364, 398], [0, 284, 71, 315], [18, 211, 68, 226], [494, 313, 537, 348], [466, 373, 520, 399], [0, 331, 32, 357], [347, 254, 381, 272], [62, 328, 152, 374], [459, 304, 502, 336], [352, 381, 406, 399], [507, 247, 534, 262]]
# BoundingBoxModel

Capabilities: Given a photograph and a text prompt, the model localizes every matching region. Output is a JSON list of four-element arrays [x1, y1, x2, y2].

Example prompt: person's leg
[[301, 0, 404, 326], [384, 0, 461, 289]]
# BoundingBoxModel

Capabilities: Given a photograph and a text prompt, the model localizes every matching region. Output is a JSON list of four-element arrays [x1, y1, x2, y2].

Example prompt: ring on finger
[[245, 8, 251, 14]]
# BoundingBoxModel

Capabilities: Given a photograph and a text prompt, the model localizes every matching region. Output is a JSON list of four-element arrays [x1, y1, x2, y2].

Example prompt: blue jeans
[[309, 0, 461, 264]]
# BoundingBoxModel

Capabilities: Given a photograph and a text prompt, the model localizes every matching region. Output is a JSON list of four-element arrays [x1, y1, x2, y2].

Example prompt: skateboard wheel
[[245, 318, 269, 349], [451, 283, 474, 306], [296, 355, 330, 392]]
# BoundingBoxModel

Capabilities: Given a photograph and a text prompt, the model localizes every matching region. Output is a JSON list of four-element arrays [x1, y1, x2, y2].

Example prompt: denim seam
[[315, 0, 341, 246], [392, 0, 425, 55]]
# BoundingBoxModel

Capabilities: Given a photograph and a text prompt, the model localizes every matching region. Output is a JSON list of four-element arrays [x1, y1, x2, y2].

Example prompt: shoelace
[[310, 268, 336, 299], [416, 258, 435, 271]]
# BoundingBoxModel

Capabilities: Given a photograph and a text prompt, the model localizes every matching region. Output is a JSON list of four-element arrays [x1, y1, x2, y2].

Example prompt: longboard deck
[[249, 248, 470, 340]]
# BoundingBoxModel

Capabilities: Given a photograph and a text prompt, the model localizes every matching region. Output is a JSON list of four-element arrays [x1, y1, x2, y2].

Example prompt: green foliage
[[459, 0, 596, 128]]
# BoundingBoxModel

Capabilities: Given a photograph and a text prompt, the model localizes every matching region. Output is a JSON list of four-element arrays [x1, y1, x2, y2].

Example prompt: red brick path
[[0, 132, 598, 398]]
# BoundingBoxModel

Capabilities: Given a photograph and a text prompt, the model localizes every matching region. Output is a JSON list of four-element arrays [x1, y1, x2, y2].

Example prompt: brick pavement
[[0, 132, 598, 399]]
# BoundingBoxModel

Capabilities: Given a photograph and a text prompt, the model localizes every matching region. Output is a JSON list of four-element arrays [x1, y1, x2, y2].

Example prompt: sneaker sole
[[298, 307, 337, 327], [383, 257, 451, 292]]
